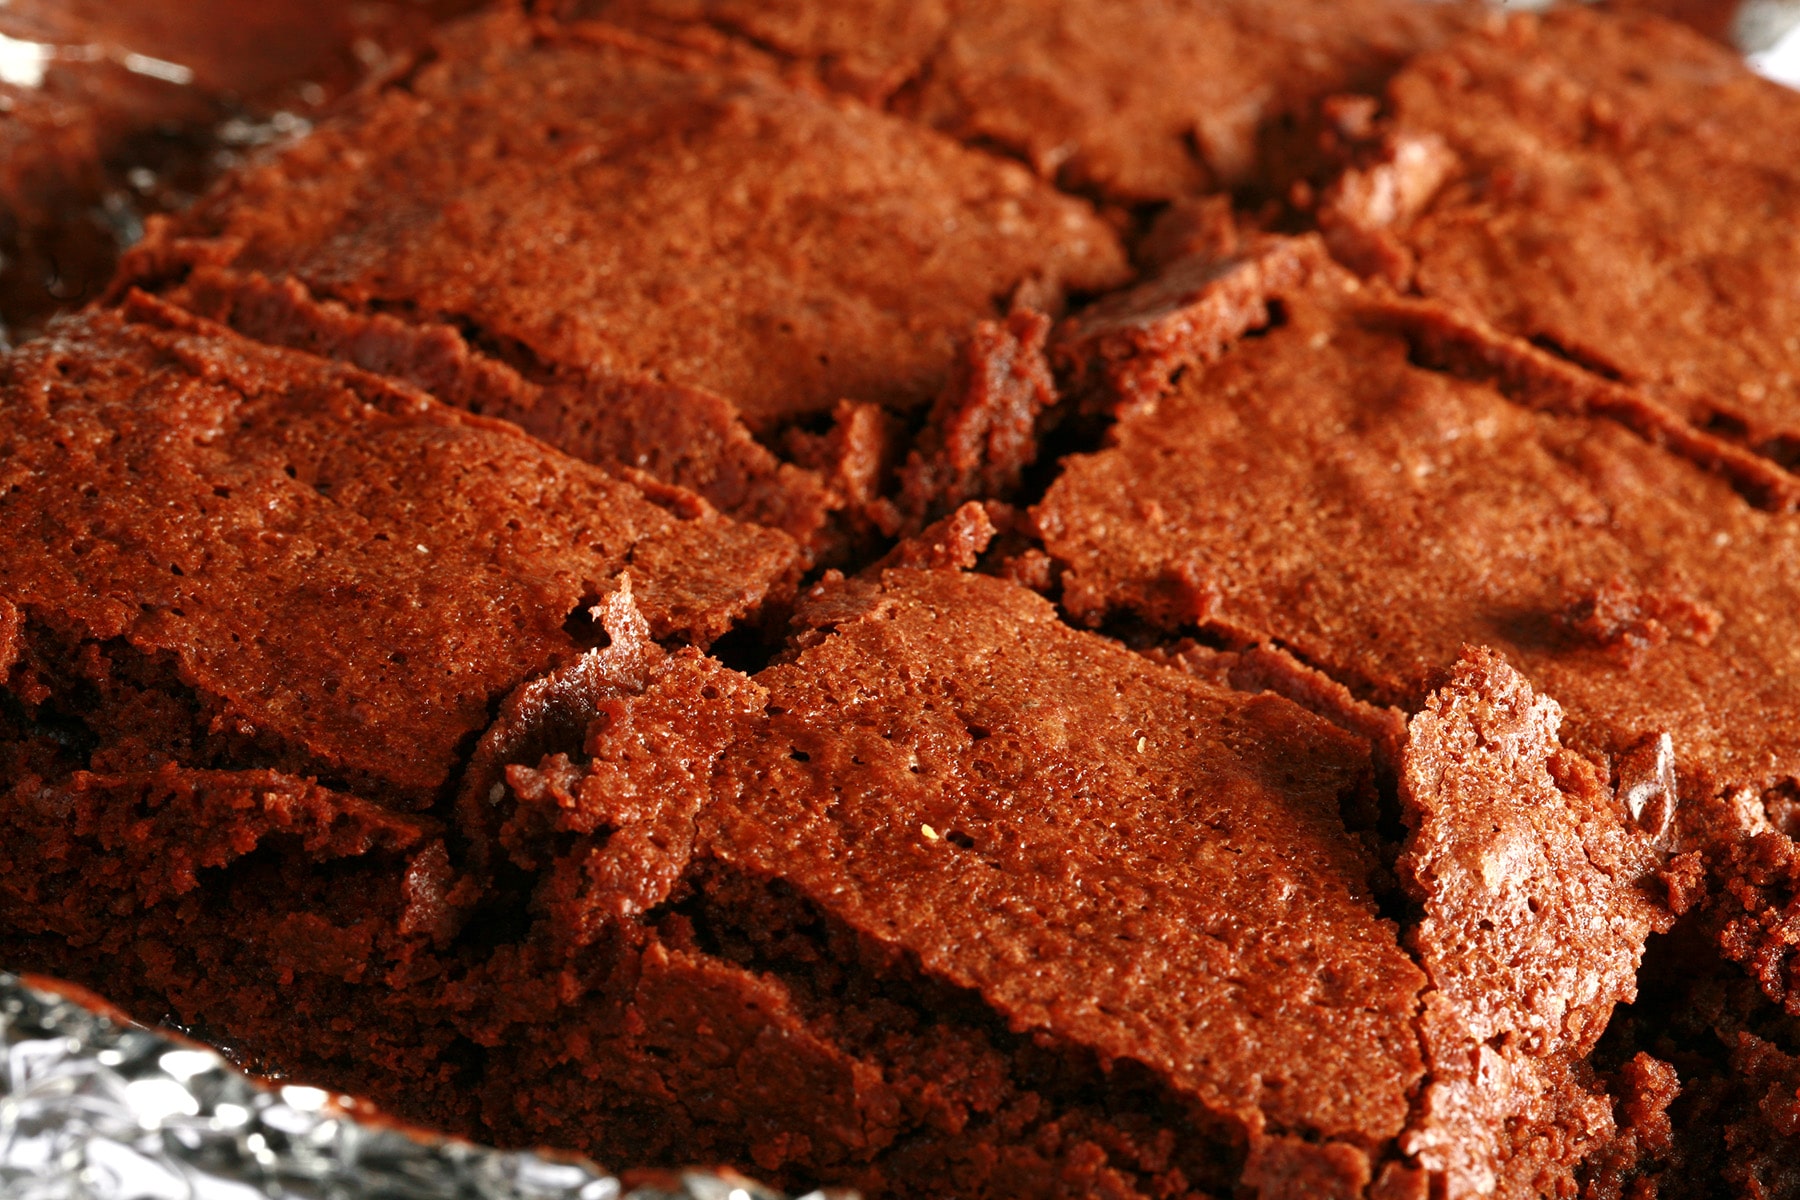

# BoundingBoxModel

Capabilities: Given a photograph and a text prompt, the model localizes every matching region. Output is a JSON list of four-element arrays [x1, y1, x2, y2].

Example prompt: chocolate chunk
[[1617, 732, 1680, 840]]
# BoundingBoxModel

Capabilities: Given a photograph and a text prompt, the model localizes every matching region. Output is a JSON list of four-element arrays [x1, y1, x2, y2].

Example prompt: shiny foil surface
[[0, 973, 846, 1200]]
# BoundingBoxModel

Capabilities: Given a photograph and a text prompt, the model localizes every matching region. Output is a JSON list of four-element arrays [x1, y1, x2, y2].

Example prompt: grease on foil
[[0, 973, 850, 1200]]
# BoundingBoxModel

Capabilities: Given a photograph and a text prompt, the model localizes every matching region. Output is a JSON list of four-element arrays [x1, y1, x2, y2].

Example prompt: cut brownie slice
[[0, 0, 482, 340], [1320, 6, 1800, 475], [431, 567, 1664, 1198], [120, 8, 1128, 540], [0, 293, 798, 808], [466, 567, 1426, 1197], [0, 762, 479, 1130], [1035, 249, 1800, 811], [1, 763, 432, 943], [574, 0, 1472, 200]]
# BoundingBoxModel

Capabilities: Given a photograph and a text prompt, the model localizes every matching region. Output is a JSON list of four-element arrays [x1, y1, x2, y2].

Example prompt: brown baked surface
[[0, 0, 482, 340], [476, 567, 1433, 1196], [1036, 248, 1800, 805], [0, 292, 797, 805], [1322, 6, 1800, 474], [3, 560, 1666, 1198], [4, 3, 1800, 1197], [116, 10, 1126, 508], [683, 576, 1654, 1196], [575, 0, 1473, 199]]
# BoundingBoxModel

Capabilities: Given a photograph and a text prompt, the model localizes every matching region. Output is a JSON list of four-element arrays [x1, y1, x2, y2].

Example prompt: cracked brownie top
[[0, 293, 797, 805]]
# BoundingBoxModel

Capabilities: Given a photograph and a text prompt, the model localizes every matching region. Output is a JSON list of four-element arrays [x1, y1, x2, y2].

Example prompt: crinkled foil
[[0, 972, 846, 1200]]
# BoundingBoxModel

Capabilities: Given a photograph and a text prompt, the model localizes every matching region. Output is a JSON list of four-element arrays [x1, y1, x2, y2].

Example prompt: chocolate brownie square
[[1321, 7, 1800, 481], [0, 292, 797, 806], [574, 0, 1473, 199], [1036, 243, 1800, 812], [120, 9, 1129, 546]]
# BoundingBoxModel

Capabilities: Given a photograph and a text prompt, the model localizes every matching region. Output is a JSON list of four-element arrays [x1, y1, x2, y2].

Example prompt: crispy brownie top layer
[[0, 295, 797, 805]]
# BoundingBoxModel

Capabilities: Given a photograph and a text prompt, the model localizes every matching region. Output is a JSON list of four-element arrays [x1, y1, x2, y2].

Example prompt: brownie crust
[[0, 294, 797, 806]]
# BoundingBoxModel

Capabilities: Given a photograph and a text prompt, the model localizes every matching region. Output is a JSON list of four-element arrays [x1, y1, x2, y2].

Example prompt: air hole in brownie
[[561, 596, 613, 651], [1764, 781, 1800, 838], [1700, 407, 1753, 441], [1011, 405, 1116, 511], [454, 860, 539, 955], [1759, 434, 1800, 472], [704, 623, 780, 677], [1259, 298, 1290, 334], [0, 688, 99, 766], [788, 748, 810, 762], [1590, 910, 1741, 1097], [945, 829, 975, 849]]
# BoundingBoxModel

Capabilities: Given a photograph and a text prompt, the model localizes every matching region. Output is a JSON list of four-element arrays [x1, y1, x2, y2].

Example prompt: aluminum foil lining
[[0, 972, 848, 1200]]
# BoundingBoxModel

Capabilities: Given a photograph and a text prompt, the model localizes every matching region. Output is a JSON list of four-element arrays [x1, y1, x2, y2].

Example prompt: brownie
[[1, 763, 431, 942], [0, 0, 481, 341], [879, 308, 1059, 533], [1396, 647, 1664, 1197], [574, 0, 1473, 200], [0, 293, 798, 807], [395, 559, 1651, 1198], [1035, 240, 1800, 1192], [0, 762, 479, 1127], [3, 2, 1798, 1195], [118, 8, 1128, 543], [1319, 7, 1800, 477], [1036, 245, 1800, 812]]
